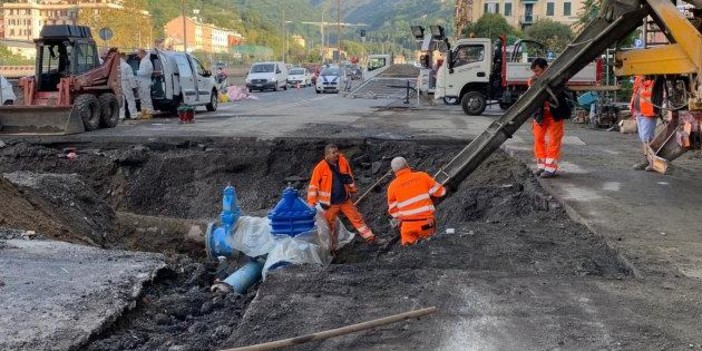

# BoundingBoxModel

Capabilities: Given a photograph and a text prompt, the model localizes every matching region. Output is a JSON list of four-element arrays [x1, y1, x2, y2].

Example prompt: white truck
[[126, 50, 218, 116], [363, 54, 393, 80], [434, 36, 603, 115]]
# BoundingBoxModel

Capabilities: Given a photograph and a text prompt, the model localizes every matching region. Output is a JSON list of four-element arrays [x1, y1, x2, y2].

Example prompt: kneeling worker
[[307, 144, 377, 250], [386, 157, 446, 245]]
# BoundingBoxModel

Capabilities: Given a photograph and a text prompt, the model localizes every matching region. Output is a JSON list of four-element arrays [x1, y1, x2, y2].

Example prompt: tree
[[78, 0, 153, 50], [464, 13, 521, 41], [575, 0, 601, 32], [0, 45, 33, 65], [525, 19, 575, 52]]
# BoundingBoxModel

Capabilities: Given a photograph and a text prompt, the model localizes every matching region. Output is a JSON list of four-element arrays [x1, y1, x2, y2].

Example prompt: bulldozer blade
[[0, 105, 85, 135]]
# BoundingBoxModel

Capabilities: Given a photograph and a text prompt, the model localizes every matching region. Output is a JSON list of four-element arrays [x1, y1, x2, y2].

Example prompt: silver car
[[315, 66, 345, 94]]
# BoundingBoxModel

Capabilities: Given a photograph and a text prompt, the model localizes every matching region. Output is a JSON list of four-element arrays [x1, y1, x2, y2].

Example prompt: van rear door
[[173, 54, 199, 104], [190, 56, 212, 102]]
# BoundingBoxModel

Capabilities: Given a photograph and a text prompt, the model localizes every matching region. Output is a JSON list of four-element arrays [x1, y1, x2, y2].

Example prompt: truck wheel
[[461, 91, 487, 116], [74, 94, 101, 131], [206, 90, 218, 111], [98, 93, 120, 128], [283, 83, 288, 91], [443, 97, 459, 105]]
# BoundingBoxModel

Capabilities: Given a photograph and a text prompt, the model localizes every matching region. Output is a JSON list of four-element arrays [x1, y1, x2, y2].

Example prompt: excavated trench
[[0, 138, 633, 350]]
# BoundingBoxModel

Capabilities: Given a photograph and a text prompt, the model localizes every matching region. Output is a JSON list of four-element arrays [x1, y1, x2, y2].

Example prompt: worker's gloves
[[389, 218, 400, 228], [315, 203, 330, 212]]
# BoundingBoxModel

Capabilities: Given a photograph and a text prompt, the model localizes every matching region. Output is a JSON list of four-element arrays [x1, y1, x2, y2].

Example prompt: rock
[[154, 313, 170, 325], [168, 345, 189, 351], [371, 161, 382, 174], [200, 301, 214, 315], [214, 325, 232, 339], [0, 140, 6, 149]]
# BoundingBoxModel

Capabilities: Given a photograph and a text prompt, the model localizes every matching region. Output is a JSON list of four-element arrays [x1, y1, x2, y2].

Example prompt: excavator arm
[[435, 0, 651, 188]]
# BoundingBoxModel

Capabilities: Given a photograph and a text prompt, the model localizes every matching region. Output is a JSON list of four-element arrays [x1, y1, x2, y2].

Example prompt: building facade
[[472, 0, 585, 29], [164, 16, 243, 53]]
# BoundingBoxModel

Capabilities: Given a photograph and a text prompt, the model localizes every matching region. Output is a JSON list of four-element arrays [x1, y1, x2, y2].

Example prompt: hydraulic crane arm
[[434, 0, 650, 188]]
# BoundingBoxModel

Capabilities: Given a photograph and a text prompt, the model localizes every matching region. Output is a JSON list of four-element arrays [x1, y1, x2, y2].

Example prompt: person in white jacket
[[119, 53, 137, 120], [136, 49, 154, 118]]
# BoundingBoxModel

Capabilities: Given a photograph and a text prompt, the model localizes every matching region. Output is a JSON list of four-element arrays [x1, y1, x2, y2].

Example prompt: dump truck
[[434, 0, 702, 185], [0, 25, 121, 135]]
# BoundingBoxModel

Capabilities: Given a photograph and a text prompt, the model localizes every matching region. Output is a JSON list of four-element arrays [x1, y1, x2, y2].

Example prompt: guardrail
[[0, 66, 34, 78]]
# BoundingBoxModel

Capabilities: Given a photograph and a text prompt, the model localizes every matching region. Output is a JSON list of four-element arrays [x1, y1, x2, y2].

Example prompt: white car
[[246, 62, 289, 92], [315, 66, 345, 94], [1, 76, 17, 105], [287, 67, 311, 87]]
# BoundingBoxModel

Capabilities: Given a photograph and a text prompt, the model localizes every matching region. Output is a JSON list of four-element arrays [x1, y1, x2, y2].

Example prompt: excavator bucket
[[0, 105, 85, 135]]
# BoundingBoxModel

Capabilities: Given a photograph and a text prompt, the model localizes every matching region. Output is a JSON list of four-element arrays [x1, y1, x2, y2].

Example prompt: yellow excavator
[[437, 0, 702, 185], [0, 25, 122, 135]]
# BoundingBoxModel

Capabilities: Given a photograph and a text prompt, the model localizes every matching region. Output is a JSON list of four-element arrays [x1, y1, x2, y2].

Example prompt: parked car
[[315, 66, 345, 94], [246, 62, 288, 92], [126, 50, 218, 116], [287, 67, 312, 87], [1, 76, 16, 105]]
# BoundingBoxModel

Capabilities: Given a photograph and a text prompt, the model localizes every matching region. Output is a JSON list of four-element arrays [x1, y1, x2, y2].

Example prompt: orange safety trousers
[[533, 114, 564, 173], [400, 218, 436, 246], [324, 200, 374, 248]]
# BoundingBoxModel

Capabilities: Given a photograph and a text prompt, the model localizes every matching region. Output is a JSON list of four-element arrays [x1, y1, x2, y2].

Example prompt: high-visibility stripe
[[357, 225, 373, 238], [428, 183, 442, 194], [319, 191, 331, 196], [544, 166, 557, 172], [398, 205, 435, 217], [545, 158, 555, 164], [308, 185, 318, 189], [397, 194, 430, 208], [390, 212, 400, 218], [388, 202, 398, 209], [434, 187, 446, 197]]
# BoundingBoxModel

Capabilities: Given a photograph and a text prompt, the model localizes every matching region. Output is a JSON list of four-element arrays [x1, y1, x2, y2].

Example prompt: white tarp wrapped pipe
[[227, 211, 355, 279]]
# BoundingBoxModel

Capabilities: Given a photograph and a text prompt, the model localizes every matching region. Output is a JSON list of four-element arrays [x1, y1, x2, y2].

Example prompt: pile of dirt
[[85, 255, 256, 351], [379, 64, 421, 78], [0, 172, 115, 245]]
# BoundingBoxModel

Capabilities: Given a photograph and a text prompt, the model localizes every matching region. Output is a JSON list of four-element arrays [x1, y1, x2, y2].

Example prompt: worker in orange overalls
[[529, 58, 572, 178], [386, 157, 447, 245], [630, 75, 657, 170], [307, 144, 377, 250]]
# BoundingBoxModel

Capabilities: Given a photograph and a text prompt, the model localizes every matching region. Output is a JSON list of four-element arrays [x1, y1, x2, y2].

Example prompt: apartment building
[[472, 0, 585, 29], [164, 16, 243, 53], [1, 0, 144, 41]]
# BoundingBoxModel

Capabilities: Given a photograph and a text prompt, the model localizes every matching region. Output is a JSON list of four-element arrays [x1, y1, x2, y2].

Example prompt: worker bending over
[[630, 75, 657, 170], [118, 52, 137, 120], [529, 58, 571, 178], [307, 144, 377, 250], [386, 157, 446, 245], [136, 49, 154, 119]]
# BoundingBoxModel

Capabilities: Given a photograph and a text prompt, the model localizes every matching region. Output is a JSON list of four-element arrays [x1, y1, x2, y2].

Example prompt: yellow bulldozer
[[0, 25, 122, 135]]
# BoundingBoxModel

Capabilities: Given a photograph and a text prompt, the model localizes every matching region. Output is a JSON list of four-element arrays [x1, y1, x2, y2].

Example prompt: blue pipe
[[206, 185, 241, 258], [222, 260, 264, 294]]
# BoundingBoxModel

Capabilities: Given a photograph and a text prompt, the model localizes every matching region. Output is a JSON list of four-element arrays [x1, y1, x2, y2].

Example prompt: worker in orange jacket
[[386, 157, 447, 245], [307, 144, 377, 250], [529, 58, 571, 178], [630, 75, 657, 170]]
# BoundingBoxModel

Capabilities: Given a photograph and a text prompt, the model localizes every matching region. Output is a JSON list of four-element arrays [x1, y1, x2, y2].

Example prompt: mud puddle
[[0, 138, 633, 350]]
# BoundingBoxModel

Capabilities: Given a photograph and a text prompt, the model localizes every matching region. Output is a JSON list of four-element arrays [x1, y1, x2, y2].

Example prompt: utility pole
[[181, 0, 187, 52], [280, 2, 286, 62], [336, 0, 340, 63]]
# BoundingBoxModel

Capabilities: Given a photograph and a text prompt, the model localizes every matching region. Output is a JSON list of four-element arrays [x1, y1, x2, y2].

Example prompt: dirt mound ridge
[[379, 64, 420, 78]]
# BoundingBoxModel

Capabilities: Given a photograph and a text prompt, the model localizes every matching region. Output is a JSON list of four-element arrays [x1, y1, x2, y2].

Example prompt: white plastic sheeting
[[227, 211, 355, 279], [227, 85, 259, 101]]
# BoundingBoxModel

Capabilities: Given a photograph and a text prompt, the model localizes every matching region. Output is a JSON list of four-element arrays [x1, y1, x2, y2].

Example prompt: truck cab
[[363, 54, 393, 80]]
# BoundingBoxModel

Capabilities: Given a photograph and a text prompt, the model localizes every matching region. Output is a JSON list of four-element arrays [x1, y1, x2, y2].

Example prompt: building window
[[485, 2, 499, 14], [546, 2, 555, 16], [505, 2, 512, 16], [564, 2, 572, 16]]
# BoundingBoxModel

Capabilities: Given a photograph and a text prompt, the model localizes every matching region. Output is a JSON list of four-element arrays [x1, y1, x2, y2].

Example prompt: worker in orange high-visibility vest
[[630, 75, 657, 170], [529, 58, 571, 178], [386, 157, 447, 245], [308, 144, 377, 250]]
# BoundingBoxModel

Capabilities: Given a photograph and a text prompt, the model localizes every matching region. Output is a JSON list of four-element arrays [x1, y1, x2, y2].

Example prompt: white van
[[126, 50, 218, 116], [246, 62, 288, 92]]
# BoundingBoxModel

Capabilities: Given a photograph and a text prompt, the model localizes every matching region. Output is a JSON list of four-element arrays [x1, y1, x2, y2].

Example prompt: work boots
[[633, 158, 649, 170]]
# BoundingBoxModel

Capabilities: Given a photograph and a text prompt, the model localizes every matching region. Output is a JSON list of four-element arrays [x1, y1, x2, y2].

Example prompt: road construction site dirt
[[0, 138, 693, 350]]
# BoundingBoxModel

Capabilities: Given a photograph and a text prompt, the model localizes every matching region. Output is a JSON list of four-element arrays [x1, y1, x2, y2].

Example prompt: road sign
[[98, 27, 113, 41], [634, 39, 643, 48]]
